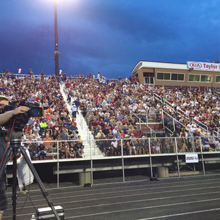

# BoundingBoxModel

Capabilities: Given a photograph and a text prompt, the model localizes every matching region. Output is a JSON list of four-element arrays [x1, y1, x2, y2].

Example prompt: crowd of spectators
[[147, 85, 220, 152], [1, 70, 220, 158], [0, 72, 84, 159], [147, 86, 218, 131], [64, 73, 220, 154], [63, 74, 219, 155], [64, 74, 166, 155]]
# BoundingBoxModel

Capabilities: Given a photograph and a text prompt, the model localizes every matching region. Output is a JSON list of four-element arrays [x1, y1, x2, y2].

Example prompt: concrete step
[[60, 84, 103, 158]]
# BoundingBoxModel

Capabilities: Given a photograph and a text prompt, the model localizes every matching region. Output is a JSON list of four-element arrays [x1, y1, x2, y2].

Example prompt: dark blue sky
[[0, 0, 220, 78]]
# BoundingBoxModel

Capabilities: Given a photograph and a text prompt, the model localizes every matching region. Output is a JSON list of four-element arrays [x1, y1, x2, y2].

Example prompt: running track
[[3, 175, 220, 220]]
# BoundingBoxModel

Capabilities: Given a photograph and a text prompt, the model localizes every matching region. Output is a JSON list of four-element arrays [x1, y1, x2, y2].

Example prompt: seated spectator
[[75, 136, 84, 157], [59, 143, 66, 159], [110, 137, 119, 156], [69, 142, 76, 158], [43, 132, 54, 153], [69, 121, 77, 131], [60, 129, 69, 140], [202, 136, 216, 151], [33, 130, 41, 140], [37, 143, 47, 160], [95, 129, 106, 139]]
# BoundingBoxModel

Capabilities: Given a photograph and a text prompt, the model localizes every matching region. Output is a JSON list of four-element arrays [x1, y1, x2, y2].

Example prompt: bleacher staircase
[[131, 112, 164, 136], [59, 83, 104, 158], [145, 88, 209, 136]]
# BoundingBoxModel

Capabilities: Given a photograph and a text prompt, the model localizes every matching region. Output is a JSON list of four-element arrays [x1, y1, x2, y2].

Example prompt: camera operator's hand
[[13, 106, 29, 115], [0, 106, 29, 126]]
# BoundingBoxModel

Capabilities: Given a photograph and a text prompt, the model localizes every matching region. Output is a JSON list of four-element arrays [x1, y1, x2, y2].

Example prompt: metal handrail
[[130, 111, 156, 137], [146, 88, 209, 134], [163, 110, 188, 131], [135, 112, 161, 124], [213, 130, 219, 138], [21, 135, 220, 144], [146, 89, 188, 133], [166, 112, 186, 129]]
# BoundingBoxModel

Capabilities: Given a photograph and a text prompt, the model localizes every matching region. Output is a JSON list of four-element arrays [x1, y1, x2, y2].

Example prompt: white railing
[[4, 136, 217, 188], [18, 136, 220, 161]]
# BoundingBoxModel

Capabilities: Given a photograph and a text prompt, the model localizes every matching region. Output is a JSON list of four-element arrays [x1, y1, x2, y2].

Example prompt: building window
[[157, 72, 184, 81], [171, 74, 178, 80], [178, 74, 184, 81], [143, 72, 154, 77], [145, 77, 154, 84], [189, 74, 212, 82], [157, 73, 164, 80], [216, 76, 220, 83], [189, 75, 200, 82], [157, 73, 170, 80], [171, 73, 184, 81], [164, 73, 170, 80], [201, 75, 212, 82]]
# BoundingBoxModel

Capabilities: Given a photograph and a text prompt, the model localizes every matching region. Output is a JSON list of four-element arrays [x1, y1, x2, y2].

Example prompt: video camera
[[0, 99, 43, 132]]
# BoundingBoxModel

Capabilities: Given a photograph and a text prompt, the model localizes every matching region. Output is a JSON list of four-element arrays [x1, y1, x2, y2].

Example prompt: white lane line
[[8, 189, 220, 211], [66, 197, 220, 219], [15, 184, 220, 205], [7, 176, 220, 198], [65, 190, 220, 211], [5, 186, 220, 218], [15, 180, 220, 204], [138, 208, 220, 220], [4, 196, 220, 219]]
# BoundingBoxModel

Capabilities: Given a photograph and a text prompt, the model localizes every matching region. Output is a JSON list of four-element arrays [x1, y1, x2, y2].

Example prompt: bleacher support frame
[[5, 137, 220, 187]]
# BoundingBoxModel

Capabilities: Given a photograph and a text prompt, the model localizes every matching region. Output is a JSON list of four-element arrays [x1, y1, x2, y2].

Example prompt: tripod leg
[[0, 147, 13, 179], [0, 147, 13, 220], [19, 147, 61, 220], [0, 146, 18, 220], [12, 148, 17, 220]]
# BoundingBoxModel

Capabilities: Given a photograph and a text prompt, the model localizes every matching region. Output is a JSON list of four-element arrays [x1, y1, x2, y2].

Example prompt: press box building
[[131, 61, 220, 87]]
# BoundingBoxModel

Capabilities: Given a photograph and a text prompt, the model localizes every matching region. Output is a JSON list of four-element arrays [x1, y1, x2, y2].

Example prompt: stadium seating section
[[0, 71, 219, 159]]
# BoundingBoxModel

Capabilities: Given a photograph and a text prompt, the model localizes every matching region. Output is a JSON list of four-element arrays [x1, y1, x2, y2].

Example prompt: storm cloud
[[0, 0, 220, 78]]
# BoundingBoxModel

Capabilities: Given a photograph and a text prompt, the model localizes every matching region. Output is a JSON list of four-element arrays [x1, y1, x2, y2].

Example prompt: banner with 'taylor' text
[[187, 61, 220, 71]]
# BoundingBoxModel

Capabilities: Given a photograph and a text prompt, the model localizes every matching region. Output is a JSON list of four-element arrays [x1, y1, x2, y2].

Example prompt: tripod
[[0, 138, 61, 220]]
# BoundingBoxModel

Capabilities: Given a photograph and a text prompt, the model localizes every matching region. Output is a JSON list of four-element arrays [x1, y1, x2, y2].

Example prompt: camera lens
[[30, 107, 43, 117]]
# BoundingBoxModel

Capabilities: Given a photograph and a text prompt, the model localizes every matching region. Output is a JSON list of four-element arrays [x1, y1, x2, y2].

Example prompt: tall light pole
[[54, 0, 60, 77]]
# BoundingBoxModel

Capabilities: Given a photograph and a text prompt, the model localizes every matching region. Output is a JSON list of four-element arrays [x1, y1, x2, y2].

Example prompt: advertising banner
[[187, 61, 220, 72]]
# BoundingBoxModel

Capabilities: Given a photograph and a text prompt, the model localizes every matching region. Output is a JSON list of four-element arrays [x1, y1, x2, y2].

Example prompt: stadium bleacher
[[1, 71, 220, 162]]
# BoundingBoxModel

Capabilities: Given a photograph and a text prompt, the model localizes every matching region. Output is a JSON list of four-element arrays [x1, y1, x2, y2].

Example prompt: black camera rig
[[0, 99, 43, 132]]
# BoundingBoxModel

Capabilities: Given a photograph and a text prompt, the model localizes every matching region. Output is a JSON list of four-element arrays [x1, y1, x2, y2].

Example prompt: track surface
[[3, 175, 220, 220]]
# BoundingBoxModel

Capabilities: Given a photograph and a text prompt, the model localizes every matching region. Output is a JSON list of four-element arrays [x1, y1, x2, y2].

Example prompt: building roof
[[131, 61, 188, 73]]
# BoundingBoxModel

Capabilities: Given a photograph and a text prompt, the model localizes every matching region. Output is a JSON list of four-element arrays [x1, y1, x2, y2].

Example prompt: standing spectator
[[71, 103, 77, 119], [29, 68, 33, 76]]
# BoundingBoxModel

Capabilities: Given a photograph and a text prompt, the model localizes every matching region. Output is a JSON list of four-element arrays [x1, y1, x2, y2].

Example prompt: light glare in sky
[[38, 0, 79, 8]]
